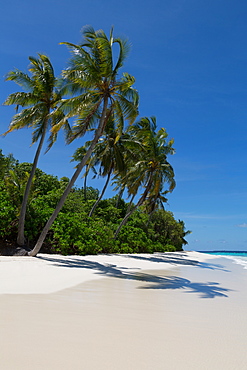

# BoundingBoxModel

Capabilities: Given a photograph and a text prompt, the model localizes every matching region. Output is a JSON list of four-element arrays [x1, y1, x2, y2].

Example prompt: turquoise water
[[204, 251, 247, 257], [202, 251, 247, 269]]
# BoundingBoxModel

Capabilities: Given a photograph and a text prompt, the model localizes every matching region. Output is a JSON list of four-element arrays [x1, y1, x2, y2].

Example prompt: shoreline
[[1, 251, 247, 369]]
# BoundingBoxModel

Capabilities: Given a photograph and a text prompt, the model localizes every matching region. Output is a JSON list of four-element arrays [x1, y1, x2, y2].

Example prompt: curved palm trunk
[[113, 197, 142, 240], [115, 186, 125, 208], [146, 204, 159, 227], [28, 97, 109, 256], [114, 175, 153, 239], [83, 165, 88, 201], [88, 165, 113, 217], [17, 121, 48, 246], [126, 193, 136, 214]]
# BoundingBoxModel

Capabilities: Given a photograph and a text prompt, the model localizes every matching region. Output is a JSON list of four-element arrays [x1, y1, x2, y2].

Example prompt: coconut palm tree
[[88, 117, 141, 217], [28, 26, 139, 256], [71, 143, 97, 201], [114, 117, 175, 238], [143, 190, 168, 215], [4, 169, 34, 213], [3, 54, 67, 247]]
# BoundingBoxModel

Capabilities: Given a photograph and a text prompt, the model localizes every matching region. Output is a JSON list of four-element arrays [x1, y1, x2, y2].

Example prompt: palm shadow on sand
[[38, 253, 232, 298], [121, 252, 229, 271]]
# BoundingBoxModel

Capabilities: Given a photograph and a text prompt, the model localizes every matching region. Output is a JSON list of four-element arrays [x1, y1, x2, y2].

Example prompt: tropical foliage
[[114, 116, 176, 237], [3, 54, 68, 246], [0, 155, 190, 255], [28, 26, 139, 256], [1, 26, 191, 256]]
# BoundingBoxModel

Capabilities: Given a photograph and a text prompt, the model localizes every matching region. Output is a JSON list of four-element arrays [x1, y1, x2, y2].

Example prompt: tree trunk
[[28, 97, 109, 257], [83, 165, 88, 201], [114, 175, 153, 239], [126, 193, 136, 214], [88, 165, 113, 217], [113, 204, 138, 240], [115, 186, 125, 208], [17, 121, 48, 246]]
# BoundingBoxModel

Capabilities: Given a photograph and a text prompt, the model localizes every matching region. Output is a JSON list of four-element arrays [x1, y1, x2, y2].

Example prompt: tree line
[[1, 26, 190, 256], [0, 152, 189, 255]]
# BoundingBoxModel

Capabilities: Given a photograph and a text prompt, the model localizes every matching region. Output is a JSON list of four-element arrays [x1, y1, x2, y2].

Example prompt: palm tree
[[28, 26, 139, 256], [71, 143, 97, 201], [3, 54, 67, 247], [143, 190, 168, 215], [4, 169, 34, 213], [114, 117, 175, 238], [88, 117, 141, 217]]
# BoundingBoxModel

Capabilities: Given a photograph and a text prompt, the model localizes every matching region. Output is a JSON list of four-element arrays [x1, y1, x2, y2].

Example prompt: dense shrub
[[51, 213, 118, 255], [0, 157, 190, 255], [0, 181, 16, 237]]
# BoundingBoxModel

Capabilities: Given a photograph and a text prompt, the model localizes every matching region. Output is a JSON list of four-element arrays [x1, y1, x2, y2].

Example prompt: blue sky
[[1, 0, 247, 251]]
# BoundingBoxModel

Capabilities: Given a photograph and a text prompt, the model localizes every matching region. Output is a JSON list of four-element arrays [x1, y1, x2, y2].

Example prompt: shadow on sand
[[121, 252, 229, 271], [38, 253, 232, 299]]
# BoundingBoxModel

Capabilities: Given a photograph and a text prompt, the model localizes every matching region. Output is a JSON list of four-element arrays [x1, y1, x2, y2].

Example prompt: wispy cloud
[[237, 223, 247, 228]]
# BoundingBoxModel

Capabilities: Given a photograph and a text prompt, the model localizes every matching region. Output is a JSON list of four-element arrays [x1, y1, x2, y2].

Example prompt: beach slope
[[1, 251, 247, 369]]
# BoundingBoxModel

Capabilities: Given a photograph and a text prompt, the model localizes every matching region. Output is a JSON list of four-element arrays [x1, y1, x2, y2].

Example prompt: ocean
[[202, 251, 247, 270]]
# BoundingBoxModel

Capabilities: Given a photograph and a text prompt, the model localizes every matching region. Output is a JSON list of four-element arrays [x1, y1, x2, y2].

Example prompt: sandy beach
[[1, 251, 247, 369]]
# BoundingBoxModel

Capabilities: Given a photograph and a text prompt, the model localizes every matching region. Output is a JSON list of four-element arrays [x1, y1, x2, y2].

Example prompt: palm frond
[[3, 104, 44, 135], [3, 92, 39, 107], [115, 93, 139, 123], [31, 123, 45, 144], [5, 69, 34, 91], [112, 37, 131, 75], [111, 100, 124, 137], [67, 100, 102, 143]]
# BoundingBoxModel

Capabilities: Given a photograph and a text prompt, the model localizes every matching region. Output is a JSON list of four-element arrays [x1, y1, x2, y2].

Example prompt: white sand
[[1, 251, 247, 369], [0, 251, 208, 294]]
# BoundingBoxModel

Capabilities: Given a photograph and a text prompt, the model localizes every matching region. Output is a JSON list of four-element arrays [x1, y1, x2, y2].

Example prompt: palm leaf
[[5, 70, 34, 91], [4, 92, 39, 107]]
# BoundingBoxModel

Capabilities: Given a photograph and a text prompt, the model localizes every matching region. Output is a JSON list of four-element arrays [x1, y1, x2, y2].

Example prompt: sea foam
[[225, 255, 247, 269], [203, 251, 247, 270]]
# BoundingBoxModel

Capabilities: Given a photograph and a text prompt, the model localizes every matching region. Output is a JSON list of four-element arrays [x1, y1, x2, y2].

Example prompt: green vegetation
[[1, 26, 191, 256], [3, 55, 68, 247], [0, 153, 190, 255]]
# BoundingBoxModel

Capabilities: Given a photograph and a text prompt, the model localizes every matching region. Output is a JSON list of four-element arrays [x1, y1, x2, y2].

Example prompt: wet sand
[[1, 252, 247, 369]]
